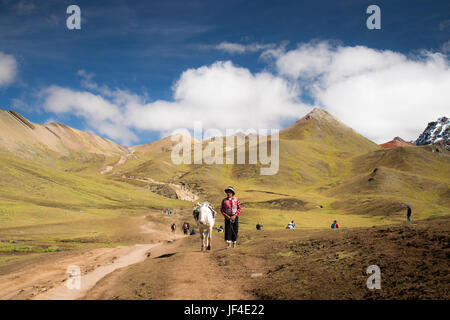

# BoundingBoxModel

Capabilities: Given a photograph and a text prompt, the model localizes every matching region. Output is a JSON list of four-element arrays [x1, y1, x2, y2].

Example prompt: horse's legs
[[207, 228, 211, 250], [200, 228, 205, 251]]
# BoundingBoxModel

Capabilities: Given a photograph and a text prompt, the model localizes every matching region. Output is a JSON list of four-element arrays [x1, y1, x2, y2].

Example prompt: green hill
[[0, 107, 448, 266]]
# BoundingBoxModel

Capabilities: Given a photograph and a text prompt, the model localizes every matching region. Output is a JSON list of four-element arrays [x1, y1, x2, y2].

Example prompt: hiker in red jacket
[[221, 186, 241, 248]]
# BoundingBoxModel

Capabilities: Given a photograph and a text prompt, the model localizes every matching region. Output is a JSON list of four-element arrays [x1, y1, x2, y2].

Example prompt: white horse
[[194, 202, 216, 251]]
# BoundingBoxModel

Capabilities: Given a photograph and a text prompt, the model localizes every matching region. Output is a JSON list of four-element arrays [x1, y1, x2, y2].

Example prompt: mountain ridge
[[415, 116, 449, 150], [0, 108, 129, 159]]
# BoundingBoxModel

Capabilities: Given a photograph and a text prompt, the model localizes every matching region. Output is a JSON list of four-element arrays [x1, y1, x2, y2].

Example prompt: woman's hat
[[224, 186, 235, 195]]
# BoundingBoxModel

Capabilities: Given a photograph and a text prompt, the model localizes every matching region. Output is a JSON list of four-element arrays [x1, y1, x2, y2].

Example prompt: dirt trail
[[82, 232, 255, 300], [162, 245, 254, 300], [0, 213, 252, 300], [99, 150, 199, 202], [0, 216, 176, 300], [122, 175, 199, 202], [0, 244, 148, 299], [34, 243, 159, 300], [100, 154, 129, 175]]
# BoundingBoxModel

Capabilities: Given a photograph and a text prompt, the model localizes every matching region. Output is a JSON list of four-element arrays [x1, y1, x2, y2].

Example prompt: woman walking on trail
[[221, 186, 241, 248]]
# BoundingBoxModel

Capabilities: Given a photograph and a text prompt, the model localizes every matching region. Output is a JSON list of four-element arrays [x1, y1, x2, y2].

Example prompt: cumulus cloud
[[0, 52, 18, 86], [41, 41, 450, 145], [42, 85, 139, 145], [41, 62, 311, 145], [264, 41, 450, 143]]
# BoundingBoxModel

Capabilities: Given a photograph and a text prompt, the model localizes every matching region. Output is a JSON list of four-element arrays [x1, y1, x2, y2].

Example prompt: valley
[[0, 107, 448, 300]]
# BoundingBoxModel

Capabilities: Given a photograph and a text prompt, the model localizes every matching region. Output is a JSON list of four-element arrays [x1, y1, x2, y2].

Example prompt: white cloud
[[0, 52, 18, 86], [41, 41, 450, 145], [270, 41, 334, 79], [215, 42, 275, 54], [42, 61, 311, 145], [42, 85, 138, 145], [265, 41, 450, 143]]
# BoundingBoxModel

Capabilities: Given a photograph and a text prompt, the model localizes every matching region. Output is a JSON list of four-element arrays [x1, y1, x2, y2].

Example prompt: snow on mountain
[[415, 117, 449, 150]]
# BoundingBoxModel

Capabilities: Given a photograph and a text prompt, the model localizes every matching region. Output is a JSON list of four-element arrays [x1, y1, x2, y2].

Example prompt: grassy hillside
[[0, 147, 191, 267], [321, 145, 450, 219], [118, 108, 449, 229]]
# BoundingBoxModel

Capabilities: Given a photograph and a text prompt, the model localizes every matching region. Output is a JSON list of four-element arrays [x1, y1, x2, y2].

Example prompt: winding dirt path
[[162, 245, 254, 300], [0, 215, 254, 300], [0, 217, 175, 300], [100, 150, 199, 202], [81, 232, 255, 300], [33, 243, 160, 300], [100, 154, 130, 175]]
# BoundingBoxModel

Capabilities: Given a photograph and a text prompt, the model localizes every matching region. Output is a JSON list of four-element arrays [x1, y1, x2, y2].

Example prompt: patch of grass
[[45, 246, 59, 252], [13, 246, 33, 252]]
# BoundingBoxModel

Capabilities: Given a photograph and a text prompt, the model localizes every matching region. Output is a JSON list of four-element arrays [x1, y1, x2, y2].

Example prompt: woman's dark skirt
[[224, 216, 238, 243]]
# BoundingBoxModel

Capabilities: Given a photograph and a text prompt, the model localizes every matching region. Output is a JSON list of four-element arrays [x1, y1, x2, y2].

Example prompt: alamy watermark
[[366, 5, 381, 30], [170, 121, 279, 175], [366, 265, 381, 290], [66, 5, 81, 30], [66, 265, 81, 290]]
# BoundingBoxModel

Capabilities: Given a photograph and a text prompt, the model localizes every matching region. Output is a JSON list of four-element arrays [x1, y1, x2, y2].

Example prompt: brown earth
[[380, 137, 415, 149], [0, 214, 448, 300], [237, 217, 450, 300], [85, 216, 449, 300]]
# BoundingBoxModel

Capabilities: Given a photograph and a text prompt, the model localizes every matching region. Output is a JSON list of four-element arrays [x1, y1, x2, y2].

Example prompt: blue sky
[[0, 0, 449, 145]]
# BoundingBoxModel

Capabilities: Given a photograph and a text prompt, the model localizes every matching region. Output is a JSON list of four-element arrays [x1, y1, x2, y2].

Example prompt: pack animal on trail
[[193, 202, 216, 251]]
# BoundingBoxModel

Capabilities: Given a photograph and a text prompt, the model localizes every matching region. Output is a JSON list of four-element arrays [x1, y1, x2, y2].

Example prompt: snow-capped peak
[[415, 116, 449, 150]]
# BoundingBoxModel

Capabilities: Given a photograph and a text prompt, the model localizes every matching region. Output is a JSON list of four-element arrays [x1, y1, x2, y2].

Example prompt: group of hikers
[[170, 186, 414, 248], [179, 221, 196, 235]]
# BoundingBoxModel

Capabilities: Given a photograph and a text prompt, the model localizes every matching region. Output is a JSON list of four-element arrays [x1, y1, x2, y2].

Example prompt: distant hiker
[[221, 186, 241, 248], [217, 226, 224, 233], [193, 206, 199, 221], [286, 220, 295, 230], [171, 223, 176, 233], [407, 205, 412, 222], [256, 222, 263, 230], [190, 229, 196, 235], [331, 220, 339, 229], [182, 222, 190, 235]]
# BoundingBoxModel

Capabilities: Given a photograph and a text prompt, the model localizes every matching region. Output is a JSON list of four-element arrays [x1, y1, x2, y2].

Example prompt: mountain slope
[[0, 109, 128, 159], [415, 116, 449, 150], [380, 137, 414, 148], [321, 145, 450, 217], [117, 108, 449, 223], [118, 108, 381, 205], [280, 108, 378, 154]]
